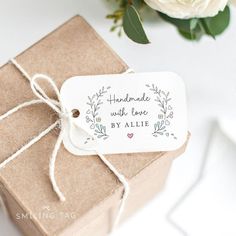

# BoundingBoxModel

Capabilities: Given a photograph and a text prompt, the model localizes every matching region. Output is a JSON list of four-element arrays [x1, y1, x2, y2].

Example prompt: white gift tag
[[60, 72, 188, 156]]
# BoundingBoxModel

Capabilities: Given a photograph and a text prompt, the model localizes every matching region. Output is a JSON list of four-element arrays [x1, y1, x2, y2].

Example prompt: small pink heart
[[127, 133, 134, 139]]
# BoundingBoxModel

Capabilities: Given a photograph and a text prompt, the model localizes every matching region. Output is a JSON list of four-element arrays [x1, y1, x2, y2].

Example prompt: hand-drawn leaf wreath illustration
[[86, 86, 111, 140], [146, 84, 177, 139]]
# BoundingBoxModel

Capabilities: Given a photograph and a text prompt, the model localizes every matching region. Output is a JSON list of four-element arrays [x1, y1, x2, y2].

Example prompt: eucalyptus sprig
[[106, 0, 231, 43]]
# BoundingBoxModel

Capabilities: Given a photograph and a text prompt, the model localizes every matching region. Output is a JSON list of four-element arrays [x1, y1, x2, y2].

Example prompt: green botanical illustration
[[146, 84, 176, 139], [86, 86, 110, 140]]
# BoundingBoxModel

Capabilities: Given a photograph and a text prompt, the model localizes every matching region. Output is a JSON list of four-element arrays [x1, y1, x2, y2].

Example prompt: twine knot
[[0, 59, 131, 231]]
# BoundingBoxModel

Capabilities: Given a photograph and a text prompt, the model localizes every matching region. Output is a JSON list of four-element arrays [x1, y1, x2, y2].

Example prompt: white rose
[[144, 0, 229, 19]]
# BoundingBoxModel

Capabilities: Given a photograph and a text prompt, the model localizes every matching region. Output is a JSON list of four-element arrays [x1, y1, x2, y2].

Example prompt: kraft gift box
[[0, 16, 188, 236]]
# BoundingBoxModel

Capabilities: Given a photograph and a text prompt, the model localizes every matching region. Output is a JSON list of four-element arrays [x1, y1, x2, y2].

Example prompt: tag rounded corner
[[62, 136, 96, 157], [60, 77, 74, 97], [169, 131, 188, 151], [166, 72, 186, 89]]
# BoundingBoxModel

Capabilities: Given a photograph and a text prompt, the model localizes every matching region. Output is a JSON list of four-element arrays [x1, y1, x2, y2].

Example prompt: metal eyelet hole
[[71, 109, 80, 118]]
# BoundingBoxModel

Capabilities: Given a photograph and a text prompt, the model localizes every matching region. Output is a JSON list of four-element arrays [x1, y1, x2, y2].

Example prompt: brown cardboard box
[[0, 16, 188, 236]]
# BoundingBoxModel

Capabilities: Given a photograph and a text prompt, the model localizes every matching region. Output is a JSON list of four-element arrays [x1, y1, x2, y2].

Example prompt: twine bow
[[0, 59, 130, 230]]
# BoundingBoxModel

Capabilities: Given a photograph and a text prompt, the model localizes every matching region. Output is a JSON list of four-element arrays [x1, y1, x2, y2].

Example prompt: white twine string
[[0, 59, 131, 231]]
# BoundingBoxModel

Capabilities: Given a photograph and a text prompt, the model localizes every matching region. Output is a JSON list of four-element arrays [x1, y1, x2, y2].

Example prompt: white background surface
[[0, 1, 236, 236]]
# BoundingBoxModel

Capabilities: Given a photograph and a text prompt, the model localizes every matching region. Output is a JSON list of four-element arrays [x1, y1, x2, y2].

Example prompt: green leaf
[[190, 18, 198, 31], [178, 28, 203, 41], [159, 7, 230, 41], [203, 6, 230, 36], [159, 12, 192, 33], [123, 5, 150, 44], [190, 18, 200, 39], [199, 19, 215, 39], [132, 0, 144, 9], [159, 13, 204, 40]]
